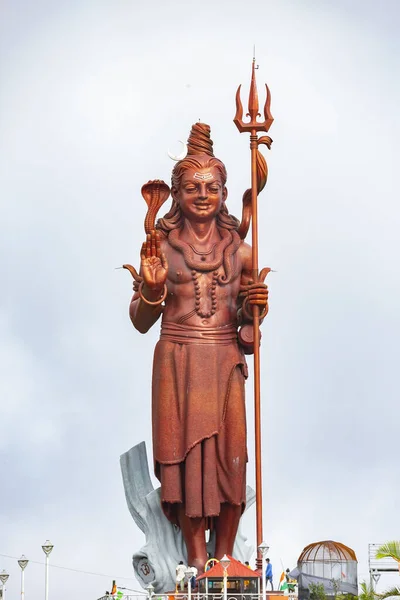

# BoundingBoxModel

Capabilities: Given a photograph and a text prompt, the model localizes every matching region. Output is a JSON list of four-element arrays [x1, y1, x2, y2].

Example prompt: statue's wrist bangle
[[243, 297, 268, 320], [138, 281, 167, 306]]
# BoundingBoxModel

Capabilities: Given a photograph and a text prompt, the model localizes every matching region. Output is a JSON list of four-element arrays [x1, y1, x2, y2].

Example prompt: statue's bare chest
[[163, 243, 240, 321], [164, 244, 240, 288]]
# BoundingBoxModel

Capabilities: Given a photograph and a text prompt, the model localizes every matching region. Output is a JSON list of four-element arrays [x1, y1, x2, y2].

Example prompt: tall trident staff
[[234, 56, 274, 564]]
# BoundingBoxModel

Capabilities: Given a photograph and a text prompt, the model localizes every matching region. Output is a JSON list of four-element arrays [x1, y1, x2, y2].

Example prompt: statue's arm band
[[138, 281, 168, 306]]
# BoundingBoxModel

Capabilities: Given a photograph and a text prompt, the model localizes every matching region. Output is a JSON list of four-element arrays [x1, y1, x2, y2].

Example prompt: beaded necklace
[[168, 227, 240, 319], [192, 270, 219, 318]]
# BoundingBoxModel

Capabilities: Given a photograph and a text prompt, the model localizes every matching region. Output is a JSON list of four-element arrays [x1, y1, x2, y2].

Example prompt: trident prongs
[[234, 58, 274, 133]]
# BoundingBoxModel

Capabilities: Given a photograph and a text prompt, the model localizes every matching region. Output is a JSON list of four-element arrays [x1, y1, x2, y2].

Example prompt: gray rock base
[[120, 442, 255, 593]]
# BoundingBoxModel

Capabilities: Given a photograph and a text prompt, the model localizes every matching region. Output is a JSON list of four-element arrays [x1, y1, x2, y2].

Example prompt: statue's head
[[157, 123, 239, 234], [171, 123, 227, 191]]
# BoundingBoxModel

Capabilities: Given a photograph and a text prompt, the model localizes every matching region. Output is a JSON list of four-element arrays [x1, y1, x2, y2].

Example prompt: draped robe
[[152, 308, 248, 525]]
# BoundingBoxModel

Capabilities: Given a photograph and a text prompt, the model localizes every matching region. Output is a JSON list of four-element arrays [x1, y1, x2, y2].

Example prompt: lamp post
[[18, 556, 29, 600], [185, 568, 194, 600], [258, 542, 269, 600], [220, 555, 231, 600], [146, 583, 154, 600], [42, 540, 54, 600], [0, 570, 9, 600]]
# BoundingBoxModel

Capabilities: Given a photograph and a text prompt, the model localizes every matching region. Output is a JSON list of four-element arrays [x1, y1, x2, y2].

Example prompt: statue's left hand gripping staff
[[122, 180, 170, 292]]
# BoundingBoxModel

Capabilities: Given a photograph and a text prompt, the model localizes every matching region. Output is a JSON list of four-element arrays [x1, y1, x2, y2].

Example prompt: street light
[[220, 555, 231, 600], [145, 583, 154, 600], [42, 540, 54, 600], [258, 542, 270, 600], [18, 556, 29, 600], [0, 570, 9, 600], [185, 568, 195, 600]]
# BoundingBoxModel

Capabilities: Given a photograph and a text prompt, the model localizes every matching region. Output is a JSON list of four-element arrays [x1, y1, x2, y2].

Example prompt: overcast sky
[[1, 0, 399, 598]]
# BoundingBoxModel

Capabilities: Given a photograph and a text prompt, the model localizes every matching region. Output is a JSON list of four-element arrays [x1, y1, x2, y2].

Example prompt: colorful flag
[[279, 572, 289, 591], [280, 581, 289, 591]]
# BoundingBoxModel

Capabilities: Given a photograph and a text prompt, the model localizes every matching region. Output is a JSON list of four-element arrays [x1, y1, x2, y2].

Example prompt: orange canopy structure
[[197, 556, 260, 580]]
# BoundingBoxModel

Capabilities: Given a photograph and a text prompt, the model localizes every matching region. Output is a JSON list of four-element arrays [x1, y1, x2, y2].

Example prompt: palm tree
[[376, 542, 400, 571], [380, 587, 400, 599], [359, 581, 376, 600]]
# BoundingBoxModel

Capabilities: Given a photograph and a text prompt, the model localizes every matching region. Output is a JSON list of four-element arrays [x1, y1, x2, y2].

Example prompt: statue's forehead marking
[[193, 172, 214, 180]]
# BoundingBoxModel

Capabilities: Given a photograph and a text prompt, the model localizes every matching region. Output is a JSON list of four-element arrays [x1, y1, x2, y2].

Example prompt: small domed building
[[294, 540, 358, 599]]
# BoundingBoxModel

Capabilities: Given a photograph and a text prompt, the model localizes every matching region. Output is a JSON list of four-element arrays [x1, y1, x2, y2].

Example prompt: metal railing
[[97, 593, 298, 600]]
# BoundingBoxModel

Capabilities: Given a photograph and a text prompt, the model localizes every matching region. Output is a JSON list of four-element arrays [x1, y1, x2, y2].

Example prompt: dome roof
[[298, 541, 357, 563]]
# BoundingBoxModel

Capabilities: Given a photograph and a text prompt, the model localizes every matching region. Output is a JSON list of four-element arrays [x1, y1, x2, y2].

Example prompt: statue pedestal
[[120, 441, 255, 593]]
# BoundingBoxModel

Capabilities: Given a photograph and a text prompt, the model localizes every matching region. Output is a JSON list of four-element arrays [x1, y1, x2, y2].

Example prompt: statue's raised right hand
[[140, 230, 168, 296]]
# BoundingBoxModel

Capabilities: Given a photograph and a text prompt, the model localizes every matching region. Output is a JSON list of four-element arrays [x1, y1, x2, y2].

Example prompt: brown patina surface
[[128, 122, 269, 570]]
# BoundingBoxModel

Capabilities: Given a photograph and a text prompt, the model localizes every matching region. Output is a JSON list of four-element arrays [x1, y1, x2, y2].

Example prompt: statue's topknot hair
[[186, 122, 214, 156]]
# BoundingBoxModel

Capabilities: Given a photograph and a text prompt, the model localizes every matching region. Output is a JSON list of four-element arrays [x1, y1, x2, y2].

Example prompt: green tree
[[380, 586, 400, 599], [331, 579, 341, 599], [376, 542, 400, 570], [309, 582, 327, 600], [359, 581, 376, 600]]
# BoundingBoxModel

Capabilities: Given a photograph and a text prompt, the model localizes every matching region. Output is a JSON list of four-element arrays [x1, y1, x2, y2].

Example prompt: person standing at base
[[190, 565, 198, 590], [175, 561, 186, 592], [265, 558, 273, 590]]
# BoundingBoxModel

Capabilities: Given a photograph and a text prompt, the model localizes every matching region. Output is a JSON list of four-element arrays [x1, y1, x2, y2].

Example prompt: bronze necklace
[[188, 243, 217, 261], [169, 228, 230, 272]]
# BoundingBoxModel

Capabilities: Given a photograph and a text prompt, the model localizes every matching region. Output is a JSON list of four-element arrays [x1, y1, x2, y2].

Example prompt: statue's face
[[174, 166, 227, 222]]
